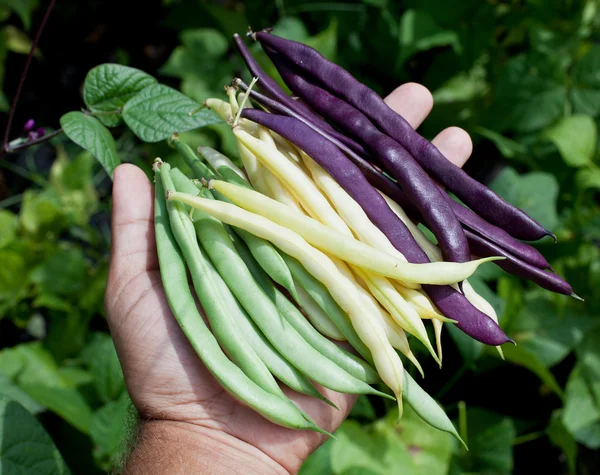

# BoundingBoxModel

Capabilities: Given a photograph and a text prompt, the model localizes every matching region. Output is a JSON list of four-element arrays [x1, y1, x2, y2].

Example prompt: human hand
[[105, 83, 473, 474]]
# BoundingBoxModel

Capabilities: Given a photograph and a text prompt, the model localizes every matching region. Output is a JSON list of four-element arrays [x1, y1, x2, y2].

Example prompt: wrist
[[123, 419, 288, 474]]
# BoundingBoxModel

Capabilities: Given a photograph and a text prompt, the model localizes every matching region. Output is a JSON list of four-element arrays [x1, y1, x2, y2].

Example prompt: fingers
[[431, 126, 473, 168], [384, 82, 433, 129], [384, 82, 473, 168]]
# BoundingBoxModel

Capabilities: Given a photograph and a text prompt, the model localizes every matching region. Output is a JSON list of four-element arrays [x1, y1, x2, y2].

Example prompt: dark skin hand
[[105, 83, 473, 474]]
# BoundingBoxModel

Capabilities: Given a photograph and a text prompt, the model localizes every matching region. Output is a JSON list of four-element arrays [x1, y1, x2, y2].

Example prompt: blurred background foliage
[[0, 0, 599, 473]]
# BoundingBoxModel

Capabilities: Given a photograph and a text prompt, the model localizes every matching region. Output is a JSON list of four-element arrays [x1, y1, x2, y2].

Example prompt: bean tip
[[547, 231, 557, 243], [152, 158, 163, 172], [570, 292, 585, 302], [166, 190, 174, 200]]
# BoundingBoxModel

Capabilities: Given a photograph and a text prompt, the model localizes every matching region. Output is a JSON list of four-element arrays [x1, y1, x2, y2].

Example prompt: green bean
[[160, 164, 283, 399], [280, 252, 374, 363], [153, 162, 325, 434], [187, 196, 388, 397], [170, 167, 334, 405], [171, 136, 217, 180], [295, 284, 346, 341], [403, 371, 465, 448], [218, 165, 249, 187], [229, 232, 380, 385]]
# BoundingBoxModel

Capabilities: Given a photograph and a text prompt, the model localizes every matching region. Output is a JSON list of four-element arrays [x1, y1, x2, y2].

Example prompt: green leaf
[[0, 343, 94, 434], [490, 168, 559, 231], [397, 9, 460, 67], [90, 392, 131, 470], [122, 84, 222, 143], [489, 53, 567, 132], [82, 333, 125, 403], [457, 408, 516, 474], [511, 298, 599, 367], [544, 115, 597, 167], [0, 373, 44, 414], [0, 0, 39, 30], [447, 323, 483, 365], [571, 45, 600, 117], [305, 19, 338, 62], [3, 25, 34, 55], [575, 168, 600, 192], [576, 327, 600, 406], [562, 364, 600, 449], [475, 127, 526, 159], [501, 344, 564, 399], [0, 210, 19, 249], [30, 247, 87, 297], [547, 410, 578, 475], [19, 189, 64, 236], [0, 249, 29, 316], [83, 64, 157, 127], [0, 397, 70, 475], [60, 112, 120, 179], [299, 439, 333, 474], [349, 395, 377, 420]]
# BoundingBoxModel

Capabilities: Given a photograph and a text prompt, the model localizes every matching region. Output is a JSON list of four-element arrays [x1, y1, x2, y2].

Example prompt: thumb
[[105, 164, 158, 325]]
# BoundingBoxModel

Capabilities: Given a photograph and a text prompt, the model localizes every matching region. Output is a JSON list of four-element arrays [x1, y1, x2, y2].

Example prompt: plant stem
[[2, 0, 57, 154], [513, 431, 545, 446], [3, 128, 64, 156]]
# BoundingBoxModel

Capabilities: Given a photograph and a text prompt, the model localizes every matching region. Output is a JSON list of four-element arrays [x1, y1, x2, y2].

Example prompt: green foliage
[[1, 0, 600, 473]]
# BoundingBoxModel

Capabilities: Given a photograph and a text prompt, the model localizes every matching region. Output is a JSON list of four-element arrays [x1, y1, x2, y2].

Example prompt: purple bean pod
[[255, 31, 553, 242], [266, 66, 470, 264], [466, 230, 572, 295], [241, 109, 512, 346]]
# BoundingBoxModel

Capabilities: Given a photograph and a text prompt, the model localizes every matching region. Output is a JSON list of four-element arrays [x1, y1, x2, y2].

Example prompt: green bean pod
[[229, 232, 380, 385], [153, 162, 324, 433], [160, 164, 283, 399], [170, 168, 333, 405], [280, 252, 374, 363], [190, 197, 387, 396], [403, 371, 466, 448], [171, 136, 218, 180]]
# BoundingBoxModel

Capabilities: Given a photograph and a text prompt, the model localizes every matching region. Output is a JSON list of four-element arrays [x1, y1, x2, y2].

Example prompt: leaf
[[576, 327, 600, 406], [475, 127, 526, 159], [383, 405, 453, 475], [122, 84, 222, 143], [544, 115, 597, 167], [0, 343, 94, 434], [0, 0, 39, 30], [82, 333, 125, 404], [0, 249, 29, 316], [0, 210, 19, 249], [83, 64, 156, 127], [0, 397, 70, 475], [447, 323, 483, 365], [349, 395, 377, 420], [562, 364, 600, 449], [457, 408, 516, 474], [397, 9, 460, 68], [330, 420, 415, 474], [489, 53, 567, 133], [299, 439, 333, 474], [571, 45, 600, 117], [575, 168, 600, 192], [19, 189, 64, 236], [501, 344, 564, 399], [60, 112, 120, 179], [511, 298, 599, 367], [305, 19, 338, 62], [547, 410, 578, 475], [490, 167, 559, 231], [90, 392, 131, 470], [0, 373, 44, 414], [3, 25, 34, 55], [30, 247, 87, 297]]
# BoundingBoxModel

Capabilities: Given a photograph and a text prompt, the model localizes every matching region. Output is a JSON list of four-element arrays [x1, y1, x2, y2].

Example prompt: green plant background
[[1, 0, 599, 473]]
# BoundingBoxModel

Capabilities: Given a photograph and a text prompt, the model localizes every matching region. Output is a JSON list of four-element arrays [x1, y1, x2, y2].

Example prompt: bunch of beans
[[153, 31, 576, 440]]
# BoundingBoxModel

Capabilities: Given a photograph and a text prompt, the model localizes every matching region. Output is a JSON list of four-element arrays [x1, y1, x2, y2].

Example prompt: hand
[[105, 83, 473, 474]]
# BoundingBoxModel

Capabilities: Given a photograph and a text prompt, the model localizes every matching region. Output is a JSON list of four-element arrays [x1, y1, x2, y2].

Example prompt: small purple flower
[[36, 128, 45, 137], [28, 131, 39, 142], [24, 119, 35, 132]]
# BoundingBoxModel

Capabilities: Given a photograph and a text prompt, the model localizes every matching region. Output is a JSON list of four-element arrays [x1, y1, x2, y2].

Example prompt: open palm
[[105, 83, 473, 474]]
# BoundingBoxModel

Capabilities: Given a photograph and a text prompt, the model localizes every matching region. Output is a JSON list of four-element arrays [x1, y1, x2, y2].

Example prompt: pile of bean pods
[[152, 32, 577, 440]]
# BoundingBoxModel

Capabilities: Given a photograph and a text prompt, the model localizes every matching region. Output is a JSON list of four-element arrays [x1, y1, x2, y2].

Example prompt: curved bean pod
[[253, 75, 469, 264], [256, 31, 552, 241], [229, 232, 380, 383], [155, 163, 326, 434], [295, 285, 346, 341]]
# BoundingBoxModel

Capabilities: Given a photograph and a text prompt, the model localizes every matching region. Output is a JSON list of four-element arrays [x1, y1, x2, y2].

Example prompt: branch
[[2, 128, 63, 156], [3, 0, 57, 153]]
